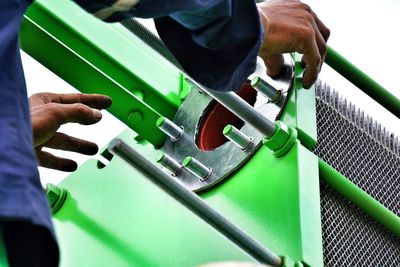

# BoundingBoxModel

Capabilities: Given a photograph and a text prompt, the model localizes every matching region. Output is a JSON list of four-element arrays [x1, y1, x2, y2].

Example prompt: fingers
[[312, 11, 330, 41], [264, 54, 285, 77], [36, 131, 100, 172], [57, 93, 112, 110], [297, 10, 327, 88], [44, 132, 98, 155], [315, 29, 327, 64], [31, 93, 112, 110], [310, 18, 327, 68], [301, 39, 321, 89], [48, 102, 103, 125], [37, 151, 78, 172], [300, 16, 327, 86]]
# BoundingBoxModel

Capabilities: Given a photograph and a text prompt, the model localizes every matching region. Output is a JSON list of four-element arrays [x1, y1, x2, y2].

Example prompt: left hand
[[29, 93, 112, 172]]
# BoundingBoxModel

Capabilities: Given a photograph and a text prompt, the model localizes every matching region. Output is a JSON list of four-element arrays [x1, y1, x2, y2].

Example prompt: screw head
[[128, 111, 143, 124]]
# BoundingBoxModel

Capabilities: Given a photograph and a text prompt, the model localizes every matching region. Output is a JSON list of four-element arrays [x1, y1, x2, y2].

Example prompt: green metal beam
[[280, 54, 318, 149], [20, 0, 188, 147], [325, 47, 400, 119], [318, 158, 400, 237]]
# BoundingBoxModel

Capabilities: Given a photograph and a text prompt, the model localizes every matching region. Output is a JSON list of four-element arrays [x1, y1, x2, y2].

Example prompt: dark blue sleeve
[[155, 0, 263, 92], [73, 0, 263, 92], [0, 0, 60, 265]]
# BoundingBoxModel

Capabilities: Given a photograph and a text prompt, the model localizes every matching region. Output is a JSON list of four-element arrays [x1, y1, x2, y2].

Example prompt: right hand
[[257, 0, 330, 88], [30, 93, 112, 172]]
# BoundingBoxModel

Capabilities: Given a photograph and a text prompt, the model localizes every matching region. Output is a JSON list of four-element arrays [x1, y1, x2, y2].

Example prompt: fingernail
[[93, 110, 102, 121]]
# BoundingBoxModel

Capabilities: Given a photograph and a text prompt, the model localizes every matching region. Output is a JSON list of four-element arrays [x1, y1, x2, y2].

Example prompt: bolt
[[182, 156, 212, 182], [45, 183, 67, 215], [156, 117, 184, 141], [157, 152, 182, 176], [223, 125, 254, 151], [128, 111, 143, 124], [251, 76, 282, 103], [132, 90, 144, 101]]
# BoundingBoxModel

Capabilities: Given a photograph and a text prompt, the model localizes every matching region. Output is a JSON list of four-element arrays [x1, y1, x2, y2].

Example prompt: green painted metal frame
[[52, 130, 257, 266], [20, 0, 191, 147], [318, 159, 400, 236], [49, 128, 323, 266], [280, 55, 318, 149], [18, 0, 322, 265], [14, 0, 400, 266], [326, 47, 400, 119], [42, 75, 325, 266]]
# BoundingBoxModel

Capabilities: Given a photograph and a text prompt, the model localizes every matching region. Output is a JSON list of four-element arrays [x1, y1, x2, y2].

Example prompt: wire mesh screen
[[313, 81, 400, 266]]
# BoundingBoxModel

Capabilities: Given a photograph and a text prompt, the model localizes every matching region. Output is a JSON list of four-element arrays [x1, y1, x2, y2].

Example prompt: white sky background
[[22, 0, 400, 185]]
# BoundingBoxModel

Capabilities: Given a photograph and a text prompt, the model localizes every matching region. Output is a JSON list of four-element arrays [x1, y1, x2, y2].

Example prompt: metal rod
[[223, 125, 254, 150], [325, 47, 400, 119], [157, 153, 182, 176], [199, 87, 276, 138], [121, 19, 182, 70], [156, 117, 184, 141], [282, 126, 400, 237], [182, 156, 212, 181], [318, 158, 400, 237], [251, 76, 282, 103], [109, 139, 282, 266]]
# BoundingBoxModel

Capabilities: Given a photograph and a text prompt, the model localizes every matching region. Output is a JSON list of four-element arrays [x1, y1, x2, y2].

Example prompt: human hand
[[29, 93, 112, 171], [258, 0, 330, 88]]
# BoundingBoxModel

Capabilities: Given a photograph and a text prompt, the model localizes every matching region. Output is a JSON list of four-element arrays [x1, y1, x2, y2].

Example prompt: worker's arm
[[72, 0, 328, 91], [29, 93, 112, 171]]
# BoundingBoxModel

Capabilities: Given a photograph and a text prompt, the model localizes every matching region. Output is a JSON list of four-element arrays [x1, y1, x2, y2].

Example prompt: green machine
[[5, 0, 400, 266]]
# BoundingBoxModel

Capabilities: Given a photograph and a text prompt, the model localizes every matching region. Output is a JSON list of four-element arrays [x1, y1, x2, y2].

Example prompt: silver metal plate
[[161, 55, 294, 192]]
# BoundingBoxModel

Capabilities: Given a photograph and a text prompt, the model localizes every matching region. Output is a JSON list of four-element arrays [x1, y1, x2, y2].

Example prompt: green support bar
[[318, 158, 400, 237], [262, 118, 400, 238], [19, 1, 399, 264], [20, 0, 187, 147], [325, 47, 400, 119]]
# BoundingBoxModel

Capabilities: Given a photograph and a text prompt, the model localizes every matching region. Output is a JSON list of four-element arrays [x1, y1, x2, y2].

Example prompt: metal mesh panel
[[313, 81, 400, 266]]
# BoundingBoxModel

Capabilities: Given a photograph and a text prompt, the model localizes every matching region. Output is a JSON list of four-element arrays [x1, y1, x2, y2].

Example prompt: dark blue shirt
[[0, 0, 59, 264], [0, 0, 262, 264], [0, 0, 53, 233]]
